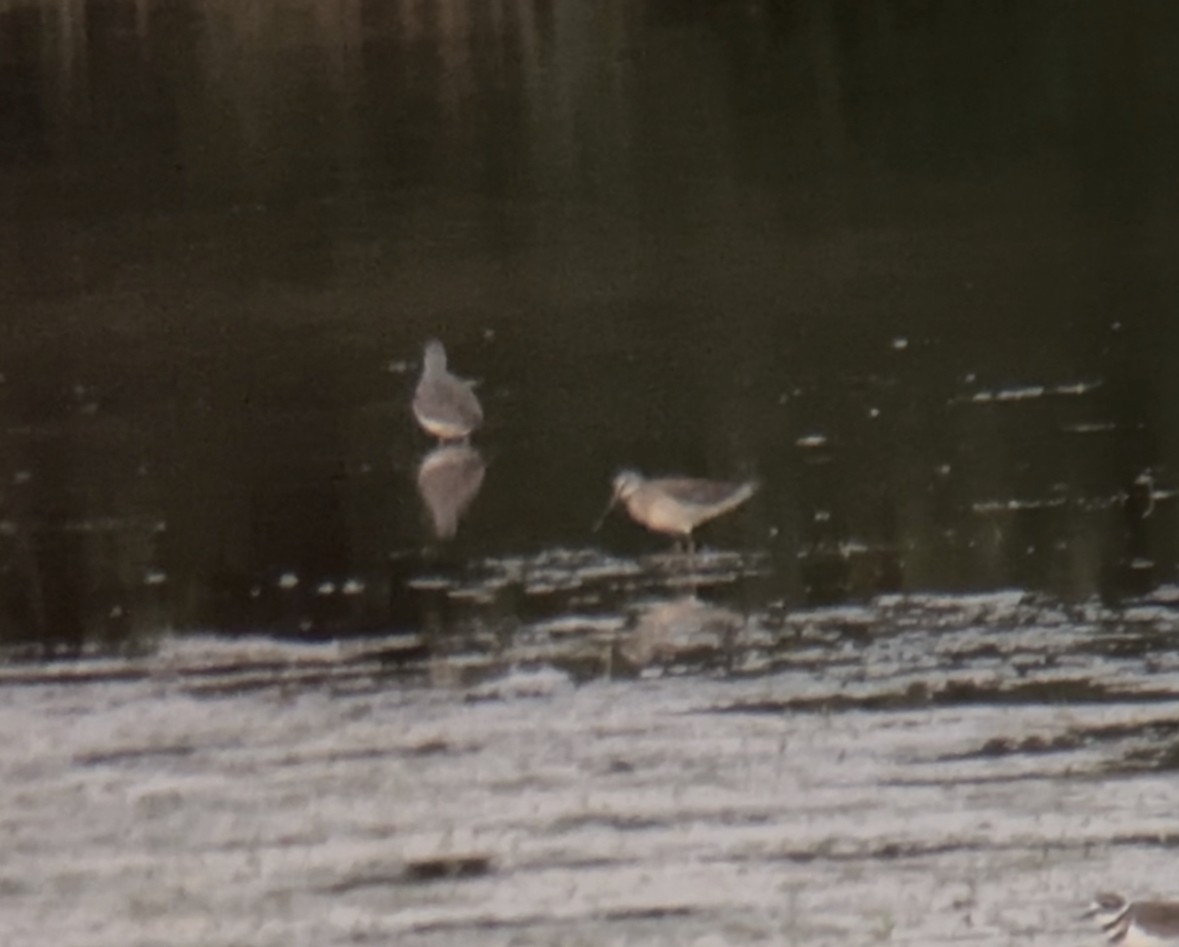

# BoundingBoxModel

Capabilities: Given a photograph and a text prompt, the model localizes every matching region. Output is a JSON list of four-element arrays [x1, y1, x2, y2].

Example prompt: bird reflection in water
[[416, 444, 486, 539], [616, 596, 743, 671]]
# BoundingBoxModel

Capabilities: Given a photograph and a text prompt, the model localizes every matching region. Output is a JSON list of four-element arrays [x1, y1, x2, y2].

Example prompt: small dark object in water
[[403, 854, 493, 883]]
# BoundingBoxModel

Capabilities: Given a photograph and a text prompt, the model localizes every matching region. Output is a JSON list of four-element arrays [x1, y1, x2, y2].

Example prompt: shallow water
[[5, 587, 1179, 945], [3, 0, 1179, 646], [4, 2, 1179, 943]]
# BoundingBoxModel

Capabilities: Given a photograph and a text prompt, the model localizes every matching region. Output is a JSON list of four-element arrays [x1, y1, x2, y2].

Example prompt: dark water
[[3, 0, 1179, 652]]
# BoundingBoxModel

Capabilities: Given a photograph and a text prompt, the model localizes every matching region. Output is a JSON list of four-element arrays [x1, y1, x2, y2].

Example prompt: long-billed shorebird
[[412, 340, 483, 443], [597, 470, 757, 552], [1085, 892, 1179, 945]]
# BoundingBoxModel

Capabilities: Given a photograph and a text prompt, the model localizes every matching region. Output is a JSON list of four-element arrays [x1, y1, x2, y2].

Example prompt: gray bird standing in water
[[597, 470, 757, 552], [412, 340, 483, 443]]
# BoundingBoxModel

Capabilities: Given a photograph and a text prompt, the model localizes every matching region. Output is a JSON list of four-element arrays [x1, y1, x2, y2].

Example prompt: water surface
[[3, 0, 1179, 646], [3, 4, 1179, 942]]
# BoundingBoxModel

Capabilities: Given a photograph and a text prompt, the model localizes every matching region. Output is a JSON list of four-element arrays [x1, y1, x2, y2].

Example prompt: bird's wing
[[656, 478, 754, 509]]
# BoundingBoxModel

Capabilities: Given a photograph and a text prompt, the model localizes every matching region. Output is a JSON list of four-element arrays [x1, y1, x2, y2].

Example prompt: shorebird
[[597, 470, 757, 552], [412, 340, 483, 443], [1085, 892, 1179, 945]]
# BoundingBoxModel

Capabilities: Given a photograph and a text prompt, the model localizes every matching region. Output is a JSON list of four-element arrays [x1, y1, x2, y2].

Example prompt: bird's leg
[[684, 533, 697, 577]]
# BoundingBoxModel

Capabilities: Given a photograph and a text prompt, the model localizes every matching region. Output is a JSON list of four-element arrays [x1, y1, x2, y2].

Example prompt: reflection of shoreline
[[416, 444, 486, 540]]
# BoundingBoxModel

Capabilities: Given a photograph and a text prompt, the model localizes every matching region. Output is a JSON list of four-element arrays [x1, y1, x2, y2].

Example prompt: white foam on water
[[530, 614, 627, 637], [4, 594, 1179, 946]]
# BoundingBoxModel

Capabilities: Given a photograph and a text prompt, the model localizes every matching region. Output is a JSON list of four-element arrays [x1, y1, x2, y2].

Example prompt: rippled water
[[5, 2, 1179, 942], [6, 585, 1179, 945]]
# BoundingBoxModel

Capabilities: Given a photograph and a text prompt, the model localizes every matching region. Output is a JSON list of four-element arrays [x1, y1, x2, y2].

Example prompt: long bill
[[592, 493, 619, 532]]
